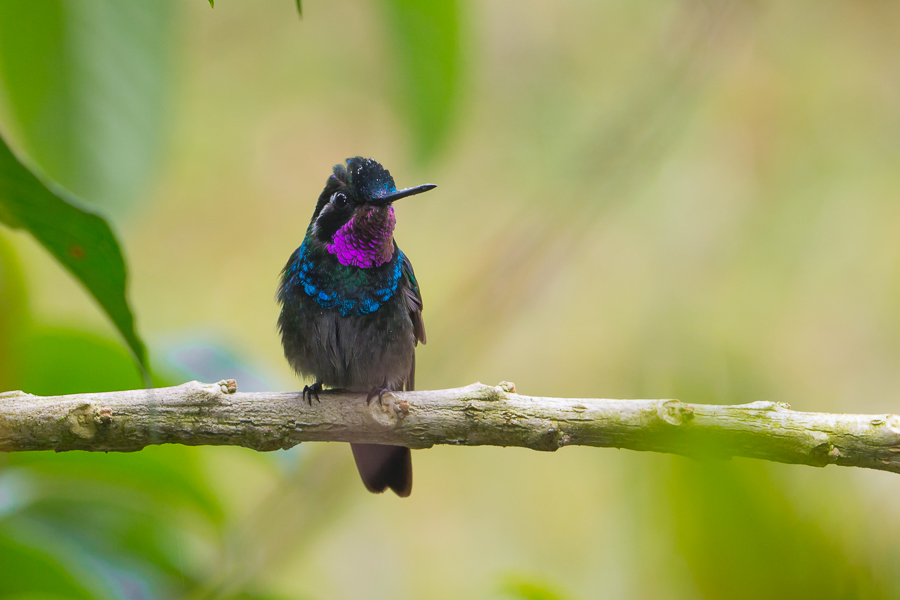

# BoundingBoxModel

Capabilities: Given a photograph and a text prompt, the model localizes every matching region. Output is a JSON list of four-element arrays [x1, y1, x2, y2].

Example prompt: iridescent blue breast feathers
[[281, 241, 404, 316]]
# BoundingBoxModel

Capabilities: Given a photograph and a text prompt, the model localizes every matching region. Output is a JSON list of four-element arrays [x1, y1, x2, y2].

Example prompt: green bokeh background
[[1, 0, 900, 598]]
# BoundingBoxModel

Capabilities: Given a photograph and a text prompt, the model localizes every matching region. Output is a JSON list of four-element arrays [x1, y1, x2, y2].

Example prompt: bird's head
[[308, 157, 435, 268]]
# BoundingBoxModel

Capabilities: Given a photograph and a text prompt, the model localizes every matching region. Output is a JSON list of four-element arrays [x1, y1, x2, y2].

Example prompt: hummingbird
[[277, 157, 434, 497]]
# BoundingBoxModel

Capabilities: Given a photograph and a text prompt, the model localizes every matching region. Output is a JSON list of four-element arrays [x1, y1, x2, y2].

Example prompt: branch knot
[[658, 400, 693, 426]]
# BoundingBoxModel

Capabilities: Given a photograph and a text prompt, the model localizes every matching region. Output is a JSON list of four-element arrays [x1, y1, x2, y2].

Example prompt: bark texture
[[1, 380, 899, 475]]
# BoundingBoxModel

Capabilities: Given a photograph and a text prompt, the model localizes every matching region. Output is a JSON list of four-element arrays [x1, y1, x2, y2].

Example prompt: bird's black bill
[[371, 183, 436, 206]]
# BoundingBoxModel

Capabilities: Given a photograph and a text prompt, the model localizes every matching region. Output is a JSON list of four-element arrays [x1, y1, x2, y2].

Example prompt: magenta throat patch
[[327, 206, 396, 268]]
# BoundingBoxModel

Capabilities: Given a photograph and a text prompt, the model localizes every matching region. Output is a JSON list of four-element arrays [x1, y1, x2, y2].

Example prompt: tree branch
[[0, 380, 898, 474]]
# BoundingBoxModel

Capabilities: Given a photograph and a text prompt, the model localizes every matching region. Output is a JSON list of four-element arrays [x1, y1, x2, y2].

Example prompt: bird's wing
[[401, 253, 425, 392], [401, 253, 426, 346]]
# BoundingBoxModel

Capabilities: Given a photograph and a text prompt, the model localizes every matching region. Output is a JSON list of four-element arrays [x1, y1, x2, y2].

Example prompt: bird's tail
[[350, 443, 412, 497], [352, 364, 416, 497]]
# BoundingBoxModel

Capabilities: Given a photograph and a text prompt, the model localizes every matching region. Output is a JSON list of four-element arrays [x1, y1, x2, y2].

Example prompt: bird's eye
[[331, 192, 348, 208]]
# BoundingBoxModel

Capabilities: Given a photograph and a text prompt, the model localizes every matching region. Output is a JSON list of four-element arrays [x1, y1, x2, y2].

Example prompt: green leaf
[[382, 0, 461, 162], [0, 135, 148, 374], [209, 0, 214, 6], [296, 0, 302, 18], [0, 0, 175, 214]]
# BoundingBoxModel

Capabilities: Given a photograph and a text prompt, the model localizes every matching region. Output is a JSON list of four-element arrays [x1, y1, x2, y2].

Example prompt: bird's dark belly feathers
[[281, 292, 415, 391]]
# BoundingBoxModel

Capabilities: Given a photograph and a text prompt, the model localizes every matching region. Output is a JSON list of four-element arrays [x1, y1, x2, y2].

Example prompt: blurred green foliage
[[0, 0, 171, 373], [382, 0, 461, 162], [0, 0, 175, 214], [1, 0, 900, 598], [0, 234, 24, 386], [0, 241, 199, 597], [501, 575, 574, 600], [0, 238, 305, 598], [666, 459, 886, 600]]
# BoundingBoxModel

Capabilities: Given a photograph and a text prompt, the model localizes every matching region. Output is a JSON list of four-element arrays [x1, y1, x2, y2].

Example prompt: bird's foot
[[302, 382, 323, 406], [366, 387, 390, 406]]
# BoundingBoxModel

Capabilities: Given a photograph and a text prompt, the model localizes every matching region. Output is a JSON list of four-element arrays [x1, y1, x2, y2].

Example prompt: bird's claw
[[302, 382, 322, 406], [366, 387, 389, 406]]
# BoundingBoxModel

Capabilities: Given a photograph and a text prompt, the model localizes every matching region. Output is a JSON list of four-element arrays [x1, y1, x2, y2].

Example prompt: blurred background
[[1, 0, 900, 597]]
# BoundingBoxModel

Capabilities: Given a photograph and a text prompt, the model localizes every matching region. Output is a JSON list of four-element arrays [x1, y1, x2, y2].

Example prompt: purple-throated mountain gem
[[277, 157, 435, 497]]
